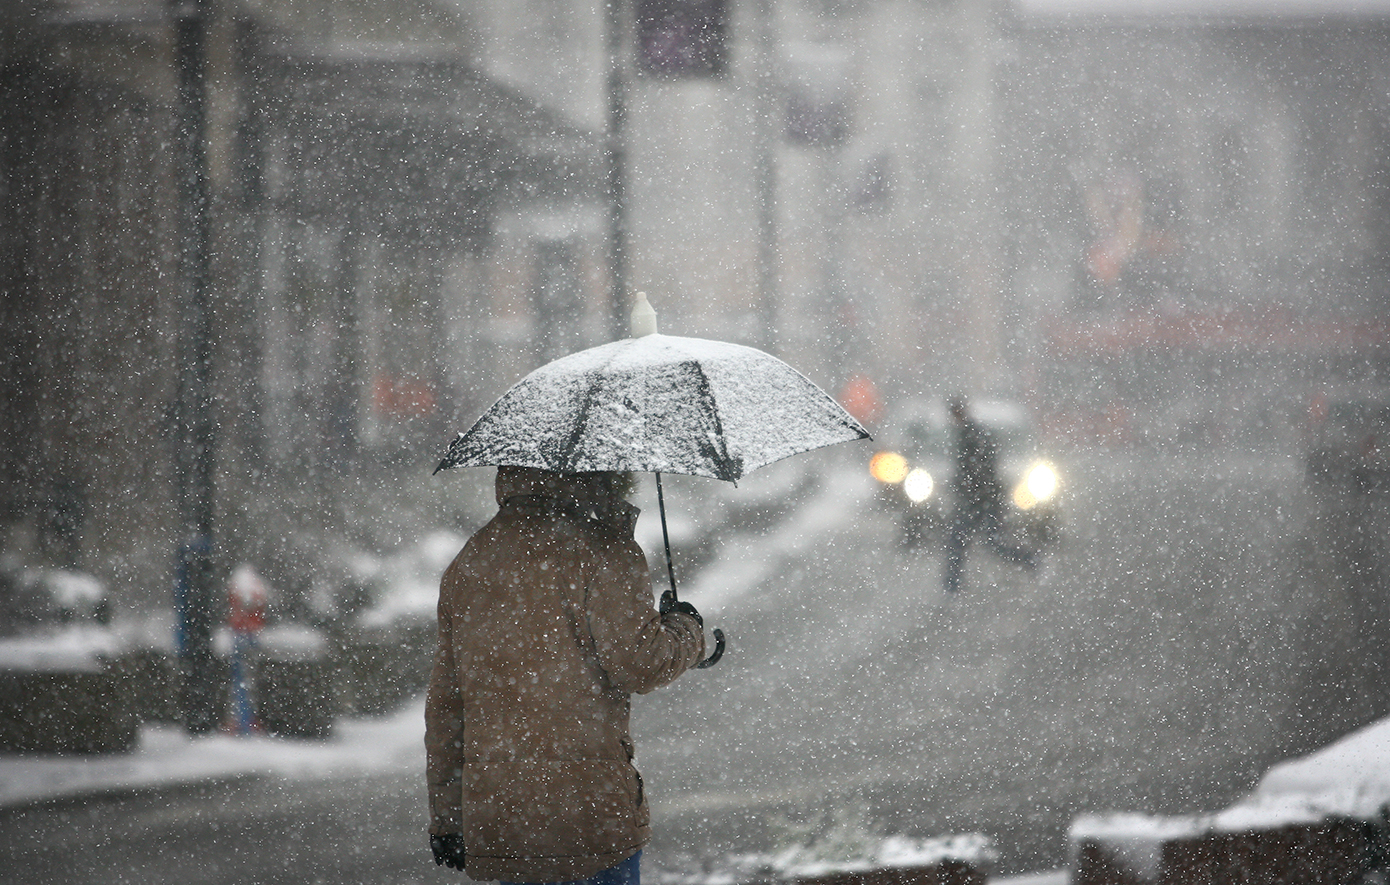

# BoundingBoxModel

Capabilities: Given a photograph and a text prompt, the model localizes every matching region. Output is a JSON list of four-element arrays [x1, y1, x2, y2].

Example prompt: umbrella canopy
[[435, 334, 869, 482]]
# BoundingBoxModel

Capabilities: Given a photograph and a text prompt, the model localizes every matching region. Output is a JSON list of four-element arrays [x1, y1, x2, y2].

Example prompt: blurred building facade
[[0, 0, 602, 615], [465, 0, 1390, 430], [2, 0, 1389, 615]]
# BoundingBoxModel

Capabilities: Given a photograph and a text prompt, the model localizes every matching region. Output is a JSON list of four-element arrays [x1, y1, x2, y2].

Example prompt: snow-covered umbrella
[[434, 293, 871, 666]]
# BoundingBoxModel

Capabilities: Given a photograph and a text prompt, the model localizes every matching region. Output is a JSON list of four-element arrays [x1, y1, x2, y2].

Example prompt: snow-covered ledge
[[1070, 715, 1390, 884]]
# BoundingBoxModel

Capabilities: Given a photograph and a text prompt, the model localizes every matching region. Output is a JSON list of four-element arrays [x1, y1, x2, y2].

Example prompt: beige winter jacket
[[425, 466, 705, 882]]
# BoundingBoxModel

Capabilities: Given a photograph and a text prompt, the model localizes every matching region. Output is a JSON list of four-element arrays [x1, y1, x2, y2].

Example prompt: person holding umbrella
[[428, 293, 869, 882], [426, 464, 705, 884]]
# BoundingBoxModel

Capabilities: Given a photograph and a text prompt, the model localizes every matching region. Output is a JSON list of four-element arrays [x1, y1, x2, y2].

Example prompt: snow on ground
[[676, 833, 1001, 885], [990, 873, 1069, 885], [0, 465, 867, 813], [0, 698, 427, 809], [763, 833, 998, 878], [0, 624, 127, 673], [0, 467, 870, 813], [1246, 714, 1390, 820]]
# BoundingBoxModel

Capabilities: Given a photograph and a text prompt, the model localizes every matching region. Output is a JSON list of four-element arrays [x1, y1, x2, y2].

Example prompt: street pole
[[957, 0, 1002, 392], [822, 141, 848, 384], [752, 0, 780, 354], [605, 0, 629, 341], [170, 0, 222, 735]]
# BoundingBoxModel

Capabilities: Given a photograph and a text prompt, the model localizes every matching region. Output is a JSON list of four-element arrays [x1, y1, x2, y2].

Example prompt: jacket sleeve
[[424, 571, 465, 835], [587, 537, 705, 694]]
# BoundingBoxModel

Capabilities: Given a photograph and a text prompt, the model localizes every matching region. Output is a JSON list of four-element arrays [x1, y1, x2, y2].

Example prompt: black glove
[[431, 833, 467, 871], [660, 589, 702, 627]]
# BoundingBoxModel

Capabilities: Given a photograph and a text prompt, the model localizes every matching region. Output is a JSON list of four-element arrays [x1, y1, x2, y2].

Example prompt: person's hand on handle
[[660, 589, 703, 627]]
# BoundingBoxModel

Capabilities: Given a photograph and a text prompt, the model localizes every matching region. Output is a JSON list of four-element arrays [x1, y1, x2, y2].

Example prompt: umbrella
[[435, 293, 871, 666]]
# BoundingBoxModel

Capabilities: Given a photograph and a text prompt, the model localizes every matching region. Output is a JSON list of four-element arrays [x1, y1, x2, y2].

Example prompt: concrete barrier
[[1074, 715, 1390, 885], [786, 860, 986, 885], [1073, 839, 1150, 885], [1159, 819, 1372, 885], [252, 624, 335, 739], [330, 620, 433, 717], [1072, 815, 1385, 885], [0, 667, 138, 754]]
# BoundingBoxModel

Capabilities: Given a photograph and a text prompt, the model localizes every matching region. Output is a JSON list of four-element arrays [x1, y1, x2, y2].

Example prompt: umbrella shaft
[[656, 472, 679, 601]]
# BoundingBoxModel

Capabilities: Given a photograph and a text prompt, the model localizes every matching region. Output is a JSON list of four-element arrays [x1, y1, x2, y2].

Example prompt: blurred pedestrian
[[426, 466, 705, 884], [942, 395, 1036, 594], [225, 564, 268, 735]]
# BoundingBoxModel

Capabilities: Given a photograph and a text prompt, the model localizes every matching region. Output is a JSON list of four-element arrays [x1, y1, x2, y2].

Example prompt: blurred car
[[868, 398, 1063, 549], [1305, 393, 1390, 492], [0, 564, 138, 753]]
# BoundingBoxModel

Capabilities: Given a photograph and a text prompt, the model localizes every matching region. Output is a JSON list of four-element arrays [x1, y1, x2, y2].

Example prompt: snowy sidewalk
[[0, 697, 1062, 884], [0, 698, 428, 809]]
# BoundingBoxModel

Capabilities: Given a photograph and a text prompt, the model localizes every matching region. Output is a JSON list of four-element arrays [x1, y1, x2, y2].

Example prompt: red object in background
[[372, 373, 437, 419], [1086, 239, 1126, 285], [839, 373, 884, 428], [227, 564, 268, 634], [1308, 391, 1329, 426]]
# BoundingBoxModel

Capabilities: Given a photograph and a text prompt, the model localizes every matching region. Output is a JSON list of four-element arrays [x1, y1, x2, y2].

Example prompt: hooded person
[[426, 465, 706, 884]]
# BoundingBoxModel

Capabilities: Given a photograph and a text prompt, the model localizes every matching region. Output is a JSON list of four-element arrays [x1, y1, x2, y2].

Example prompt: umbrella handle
[[657, 473, 726, 669], [696, 628, 725, 668]]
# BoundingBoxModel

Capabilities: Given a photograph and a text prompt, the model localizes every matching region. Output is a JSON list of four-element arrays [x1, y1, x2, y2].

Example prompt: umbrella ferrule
[[631, 291, 658, 337]]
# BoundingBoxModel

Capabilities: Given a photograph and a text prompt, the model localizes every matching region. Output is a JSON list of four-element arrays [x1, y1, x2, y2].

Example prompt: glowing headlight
[[870, 451, 909, 484], [903, 468, 934, 503], [1013, 461, 1060, 510]]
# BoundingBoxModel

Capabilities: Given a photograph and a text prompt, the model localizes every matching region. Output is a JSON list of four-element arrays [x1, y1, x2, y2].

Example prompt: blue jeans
[[501, 851, 640, 885]]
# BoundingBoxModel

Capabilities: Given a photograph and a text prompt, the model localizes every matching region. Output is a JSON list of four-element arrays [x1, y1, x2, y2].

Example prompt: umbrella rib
[[554, 355, 617, 472], [688, 360, 740, 482], [434, 396, 508, 473]]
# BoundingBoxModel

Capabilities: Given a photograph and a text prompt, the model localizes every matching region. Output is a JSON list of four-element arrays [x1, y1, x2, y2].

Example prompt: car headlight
[[870, 451, 909, 484], [903, 468, 935, 503], [1013, 461, 1060, 510]]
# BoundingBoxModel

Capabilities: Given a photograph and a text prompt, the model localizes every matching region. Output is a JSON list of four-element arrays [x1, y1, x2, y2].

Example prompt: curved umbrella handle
[[695, 628, 725, 669]]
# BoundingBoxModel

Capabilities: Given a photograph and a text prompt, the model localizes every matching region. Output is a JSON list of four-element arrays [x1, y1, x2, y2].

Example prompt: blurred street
[[1, 446, 1386, 883], [638, 447, 1390, 877]]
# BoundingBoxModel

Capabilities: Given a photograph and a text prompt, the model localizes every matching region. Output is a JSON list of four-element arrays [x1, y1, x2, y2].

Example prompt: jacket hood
[[496, 466, 640, 538], [495, 466, 624, 511]]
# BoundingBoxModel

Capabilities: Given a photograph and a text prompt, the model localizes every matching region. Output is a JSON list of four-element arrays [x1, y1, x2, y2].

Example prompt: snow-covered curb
[[1249, 713, 1390, 822], [762, 833, 998, 879], [0, 625, 127, 673], [1071, 714, 1390, 881], [0, 698, 427, 808]]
